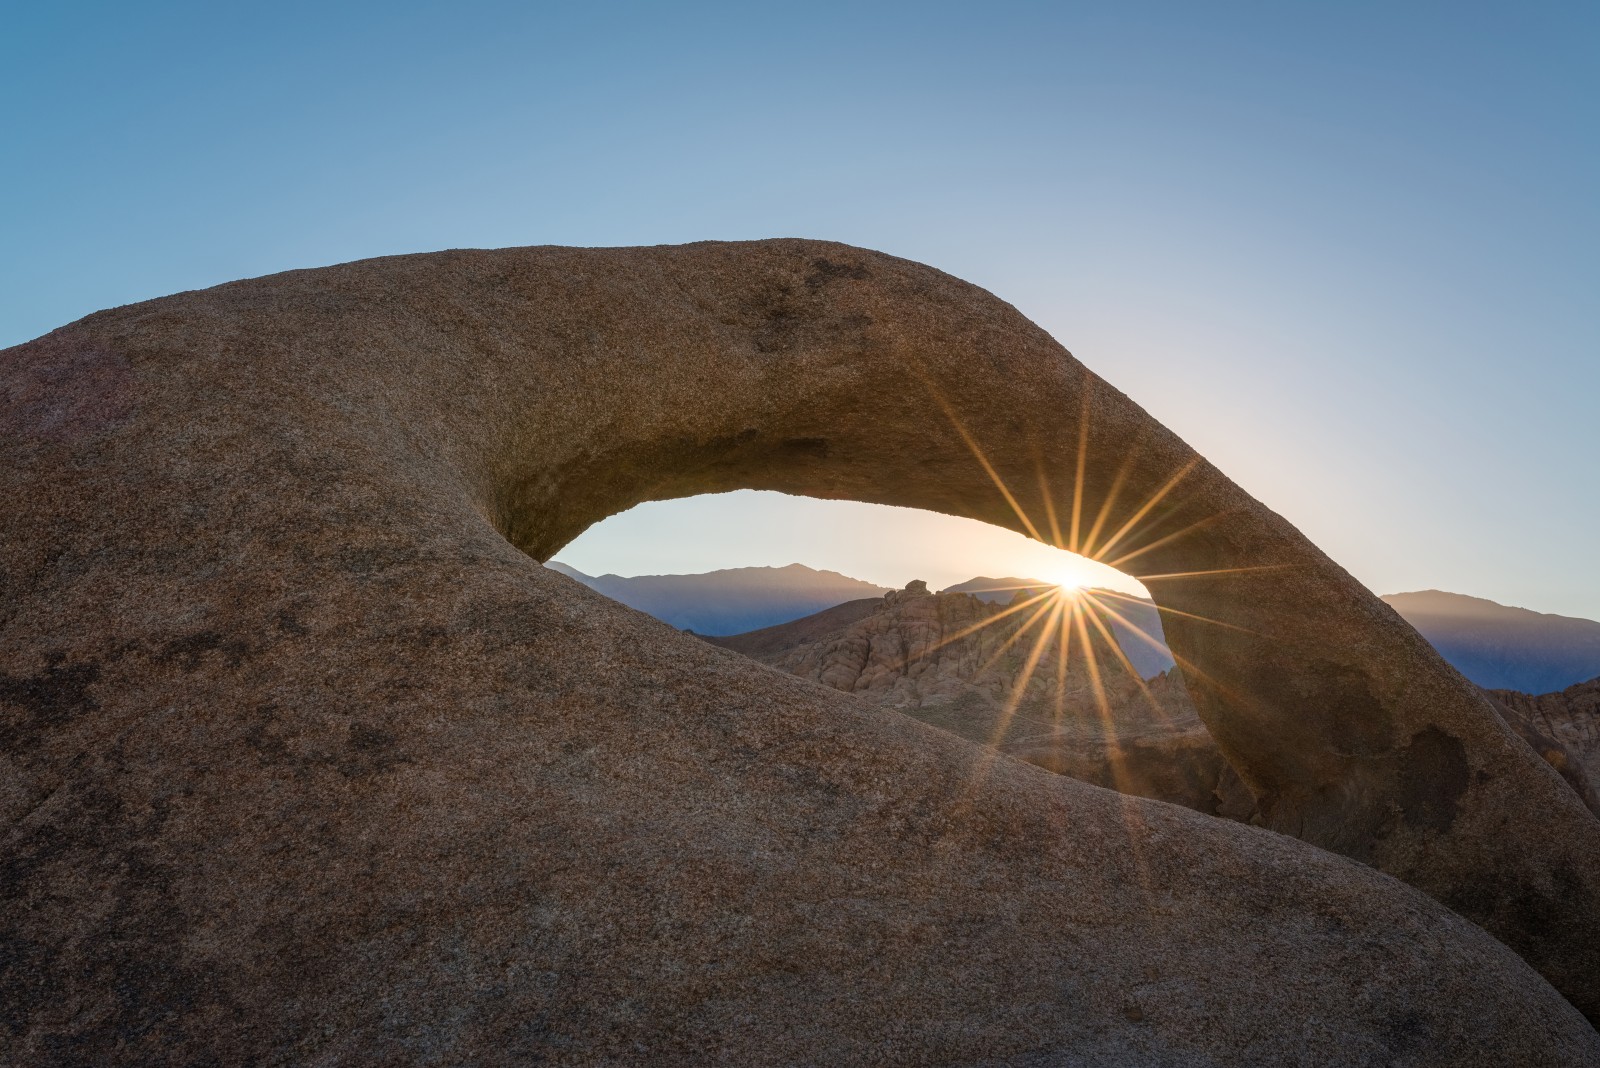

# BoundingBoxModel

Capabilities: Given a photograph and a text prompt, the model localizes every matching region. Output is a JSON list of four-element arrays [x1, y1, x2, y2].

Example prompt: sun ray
[[955, 594, 1075, 801], [1071, 602, 1160, 900], [1102, 510, 1227, 572], [948, 594, 1067, 801], [954, 581, 1058, 594], [1089, 458, 1200, 563], [889, 587, 1059, 671], [1082, 591, 1255, 710], [1079, 591, 1174, 659], [971, 597, 1059, 682], [919, 384, 1046, 544], [1035, 455, 1066, 551], [1090, 588, 1262, 638], [1133, 564, 1299, 584], [1084, 593, 1278, 828], [1080, 595, 1178, 731], [1072, 604, 1142, 808], [1073, 606, 1114, 728], [1079, 448, 1138, 562], [1053, 591, 1075, 728], [984, 596, 1065, 750]]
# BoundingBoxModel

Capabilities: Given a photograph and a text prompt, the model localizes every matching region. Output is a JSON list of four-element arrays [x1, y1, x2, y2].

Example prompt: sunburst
[[888, 366, 1296, 879]]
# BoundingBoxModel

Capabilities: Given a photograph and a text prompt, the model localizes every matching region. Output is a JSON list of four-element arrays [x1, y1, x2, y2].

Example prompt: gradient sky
[[5, 3, 1596, 615]]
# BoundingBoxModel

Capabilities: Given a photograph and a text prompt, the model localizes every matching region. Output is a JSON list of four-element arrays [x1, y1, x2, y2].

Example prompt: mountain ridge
[[553, 563, 1600, 693], [1381, 589, 1600, 692], [547, 561, 891, 636]]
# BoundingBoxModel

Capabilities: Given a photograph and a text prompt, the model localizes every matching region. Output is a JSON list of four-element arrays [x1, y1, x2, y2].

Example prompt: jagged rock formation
[[1494, 677, 1600, 800], [708, 582, 1246, 816], [4, 239, 1599, 1062], [713, 583, 1598, 821]]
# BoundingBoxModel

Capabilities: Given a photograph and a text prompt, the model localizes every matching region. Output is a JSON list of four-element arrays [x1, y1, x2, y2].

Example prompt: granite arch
[[2, 239, 1597, 1061]]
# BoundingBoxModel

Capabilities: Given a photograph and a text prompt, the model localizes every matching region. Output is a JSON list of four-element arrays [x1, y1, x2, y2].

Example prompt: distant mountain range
[[549, 562, 1600, 693], [1380, 591, 1600, 693], [545, 562, 890, 636]]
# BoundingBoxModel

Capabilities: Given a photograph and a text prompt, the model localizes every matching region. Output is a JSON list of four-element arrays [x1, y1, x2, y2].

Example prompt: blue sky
[[5, 2, 1596, 615]]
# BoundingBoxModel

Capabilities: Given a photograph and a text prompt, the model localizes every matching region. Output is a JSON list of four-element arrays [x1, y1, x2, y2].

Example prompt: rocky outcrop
[[3, 240, 1598, 1062], [1493, 677, 1600, 800], [715, 584, 1597, 821], [709, 582, 1242, 815]]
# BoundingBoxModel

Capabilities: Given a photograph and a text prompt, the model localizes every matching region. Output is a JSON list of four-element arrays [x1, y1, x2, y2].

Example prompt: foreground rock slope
[[3, 240, 1598, 1062]]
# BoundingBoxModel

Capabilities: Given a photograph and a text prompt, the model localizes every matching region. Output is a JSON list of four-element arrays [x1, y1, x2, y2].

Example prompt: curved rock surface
[[3, 239, 1598, 1062]]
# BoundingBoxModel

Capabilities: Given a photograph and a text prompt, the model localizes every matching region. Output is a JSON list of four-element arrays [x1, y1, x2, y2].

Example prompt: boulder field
[[3, 239, 1598, 1063]]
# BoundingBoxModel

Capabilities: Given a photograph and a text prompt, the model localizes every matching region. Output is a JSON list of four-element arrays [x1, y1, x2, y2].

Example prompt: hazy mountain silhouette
[[551, 564, 1600, 693], [941, 576, 1057, 602], [546, 561, 890, 635], [1381, 590, 1600, 693]]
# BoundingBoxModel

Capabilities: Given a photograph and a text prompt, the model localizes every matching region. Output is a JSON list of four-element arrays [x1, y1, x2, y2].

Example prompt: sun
[[988, 533, 1149, 601], [1027, 558, 1093, 594], [1045, 570, 1088, 593]]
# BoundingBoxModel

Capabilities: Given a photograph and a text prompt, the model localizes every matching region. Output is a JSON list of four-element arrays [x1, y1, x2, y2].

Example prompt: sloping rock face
[[3, 240, 1599, 1062]]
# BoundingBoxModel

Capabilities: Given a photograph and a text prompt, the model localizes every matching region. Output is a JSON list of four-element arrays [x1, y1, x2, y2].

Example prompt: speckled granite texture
[[3, 239, 1597, 1064]]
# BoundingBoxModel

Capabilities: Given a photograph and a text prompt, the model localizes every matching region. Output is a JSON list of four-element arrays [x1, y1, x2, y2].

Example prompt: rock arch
[[2, 239, 1597, 1061]]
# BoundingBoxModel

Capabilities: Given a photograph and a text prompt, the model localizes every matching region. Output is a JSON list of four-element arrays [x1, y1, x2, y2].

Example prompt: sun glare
[[1039, 564, 1089, 592], [995, 537, 1143, 598]]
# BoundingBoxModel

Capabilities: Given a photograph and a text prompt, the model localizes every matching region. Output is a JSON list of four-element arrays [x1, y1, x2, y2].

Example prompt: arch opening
[[547, 485, 1279, 818]]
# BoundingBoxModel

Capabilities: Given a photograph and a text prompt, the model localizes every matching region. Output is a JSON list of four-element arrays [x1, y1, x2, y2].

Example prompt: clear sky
[[5, 3, 1596, 616], [557, 492, 1156, 597]]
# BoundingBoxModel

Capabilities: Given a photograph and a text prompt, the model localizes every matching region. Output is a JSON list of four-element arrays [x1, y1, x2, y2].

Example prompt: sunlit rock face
[[3, 239, 1599, 1062]]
